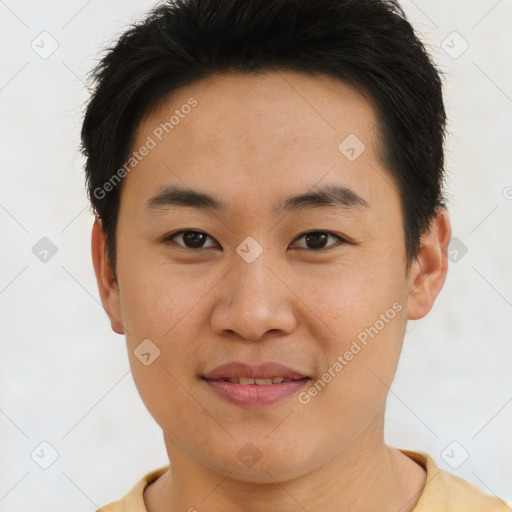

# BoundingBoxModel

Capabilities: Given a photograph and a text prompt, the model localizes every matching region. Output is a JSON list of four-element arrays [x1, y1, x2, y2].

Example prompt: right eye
[[163, 230, 220, 250]]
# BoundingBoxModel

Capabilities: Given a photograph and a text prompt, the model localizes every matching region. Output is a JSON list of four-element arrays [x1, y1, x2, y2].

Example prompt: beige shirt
[[97, 450, 510, 511]]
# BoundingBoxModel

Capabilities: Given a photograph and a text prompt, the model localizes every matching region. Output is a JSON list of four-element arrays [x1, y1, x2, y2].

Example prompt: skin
[[92, 70, 451, 512]]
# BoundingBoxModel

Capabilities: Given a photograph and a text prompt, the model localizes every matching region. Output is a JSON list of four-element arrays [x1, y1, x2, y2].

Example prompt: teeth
[[254, 378, 272, 385], [221, 376, 290, 385]]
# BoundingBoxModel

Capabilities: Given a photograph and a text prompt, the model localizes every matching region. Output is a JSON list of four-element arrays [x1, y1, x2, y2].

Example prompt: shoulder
[[94, 465, 170, 512], [401, 450, 511, 512]]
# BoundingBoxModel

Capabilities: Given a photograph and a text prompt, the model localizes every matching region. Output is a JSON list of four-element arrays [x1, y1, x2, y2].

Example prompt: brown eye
[[167, 230, 218, 249], [291, 231, 343, 250]]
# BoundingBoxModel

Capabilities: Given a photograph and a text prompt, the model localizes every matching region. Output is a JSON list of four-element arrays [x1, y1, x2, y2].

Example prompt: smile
[[211, 376, 305, 385]]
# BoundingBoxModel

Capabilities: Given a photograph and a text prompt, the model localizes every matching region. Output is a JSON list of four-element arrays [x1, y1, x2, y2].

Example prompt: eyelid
[[290, 231, 346, 250], [163, 230, 219, 249]]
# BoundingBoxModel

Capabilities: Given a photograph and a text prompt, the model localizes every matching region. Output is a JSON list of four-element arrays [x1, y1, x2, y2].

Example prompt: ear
[[406, 207, 452, 320], [91, 218, 124, 334]]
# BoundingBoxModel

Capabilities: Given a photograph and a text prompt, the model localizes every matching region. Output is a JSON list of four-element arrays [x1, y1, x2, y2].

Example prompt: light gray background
[[1, 1, 511, 510]]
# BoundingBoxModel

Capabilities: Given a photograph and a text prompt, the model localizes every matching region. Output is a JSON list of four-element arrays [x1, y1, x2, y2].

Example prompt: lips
[[219, 376, 293, 385], [202, 361, 310, 382]]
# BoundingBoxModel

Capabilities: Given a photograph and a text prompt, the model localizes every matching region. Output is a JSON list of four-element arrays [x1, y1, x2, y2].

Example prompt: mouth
[[205, 376, 310, 385], [202, 361, 311, 381], [202, 376, 311, 407], [201, 361, 312, 407]]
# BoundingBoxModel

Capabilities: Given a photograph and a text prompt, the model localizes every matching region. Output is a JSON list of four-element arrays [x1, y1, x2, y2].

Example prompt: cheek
[[303, 254, 407, 336], [116, 253, 216, 416], [128, 357, 199, 439], [116, 242, 213, 339], [307, 257, 408, 404]]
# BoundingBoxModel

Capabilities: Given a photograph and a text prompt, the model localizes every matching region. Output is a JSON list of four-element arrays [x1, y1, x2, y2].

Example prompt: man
[[81, 0, 510, 510]]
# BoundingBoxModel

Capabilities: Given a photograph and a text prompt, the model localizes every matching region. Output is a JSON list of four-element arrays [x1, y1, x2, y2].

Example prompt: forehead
[[137, 70, 379, 151], [123, 70, 397, 217]]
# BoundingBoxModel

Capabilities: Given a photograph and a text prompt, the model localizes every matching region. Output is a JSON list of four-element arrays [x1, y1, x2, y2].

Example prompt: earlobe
[[406, 207, 452, 320], [91, 218, 125, 334]]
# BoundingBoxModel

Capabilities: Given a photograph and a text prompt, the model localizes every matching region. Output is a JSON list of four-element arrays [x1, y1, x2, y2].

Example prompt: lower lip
[[203, 378, 311, 407]]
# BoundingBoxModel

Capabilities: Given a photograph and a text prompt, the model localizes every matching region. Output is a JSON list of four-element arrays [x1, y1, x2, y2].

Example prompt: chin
[[200, 438, 322, 484]]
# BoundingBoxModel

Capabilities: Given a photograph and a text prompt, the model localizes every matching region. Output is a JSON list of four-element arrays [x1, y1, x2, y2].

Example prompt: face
[[93, 70, 450, 483]]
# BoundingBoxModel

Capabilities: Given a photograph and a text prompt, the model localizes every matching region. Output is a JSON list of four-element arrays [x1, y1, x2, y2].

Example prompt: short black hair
[[81, 0, 447, 276]]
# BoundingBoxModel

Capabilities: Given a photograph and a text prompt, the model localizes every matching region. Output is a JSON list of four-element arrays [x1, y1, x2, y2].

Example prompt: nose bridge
[[211, 239, 297, 340], [231, 239, 279, 311]]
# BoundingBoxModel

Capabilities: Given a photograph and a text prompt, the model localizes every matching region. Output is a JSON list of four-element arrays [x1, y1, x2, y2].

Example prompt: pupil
[[305, 232, 327, 249], [184, 231, 205, 248]]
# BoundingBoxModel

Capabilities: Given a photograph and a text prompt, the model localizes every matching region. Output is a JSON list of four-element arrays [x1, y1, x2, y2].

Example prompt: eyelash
[[162, 230, 347, 251]]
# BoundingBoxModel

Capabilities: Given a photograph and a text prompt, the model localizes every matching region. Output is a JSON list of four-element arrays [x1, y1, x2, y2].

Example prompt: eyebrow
[[145, 183, 368, 215]]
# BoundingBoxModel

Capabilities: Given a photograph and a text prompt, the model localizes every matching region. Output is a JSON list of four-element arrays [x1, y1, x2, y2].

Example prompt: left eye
[[290, 231, 344, 250]]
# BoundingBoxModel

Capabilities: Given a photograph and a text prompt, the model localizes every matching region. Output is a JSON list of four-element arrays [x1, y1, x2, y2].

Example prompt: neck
[[145, 419, 426, 512]]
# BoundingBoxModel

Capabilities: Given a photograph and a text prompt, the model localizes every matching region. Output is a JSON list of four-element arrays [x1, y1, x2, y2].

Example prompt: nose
[[210, 249, 298, 342]]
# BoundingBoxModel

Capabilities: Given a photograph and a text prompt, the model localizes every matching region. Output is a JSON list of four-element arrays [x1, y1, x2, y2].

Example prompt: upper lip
[[202, 362, 310, 380]]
